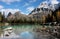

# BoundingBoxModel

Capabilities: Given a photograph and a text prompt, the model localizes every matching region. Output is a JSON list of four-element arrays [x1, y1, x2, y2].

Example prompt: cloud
[[0, 9, 20, 17], [27, 6, 34, 12], [23, 2, 29, 7], [23, 0, 37, 7], [29, 0, 37, 3], [0, 0, 21, 4], [0, 5, 4, 9], [50, 0, 59, 4]]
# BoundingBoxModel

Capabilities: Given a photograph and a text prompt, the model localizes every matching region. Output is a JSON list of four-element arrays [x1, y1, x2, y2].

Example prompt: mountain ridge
[[29, 0, 60, 15]]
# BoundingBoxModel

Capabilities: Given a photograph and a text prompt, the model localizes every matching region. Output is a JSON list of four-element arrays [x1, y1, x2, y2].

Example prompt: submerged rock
[[1, 27, 20, 38]]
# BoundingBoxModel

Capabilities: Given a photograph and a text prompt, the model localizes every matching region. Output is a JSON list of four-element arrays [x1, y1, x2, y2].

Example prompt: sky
[[0, 0, 60, 15]]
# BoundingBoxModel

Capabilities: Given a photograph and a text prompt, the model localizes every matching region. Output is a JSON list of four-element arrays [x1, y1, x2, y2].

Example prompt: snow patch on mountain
[[38, 0, 59, 11], [30, 0, 60, 15], [38, 1, 49, 8]]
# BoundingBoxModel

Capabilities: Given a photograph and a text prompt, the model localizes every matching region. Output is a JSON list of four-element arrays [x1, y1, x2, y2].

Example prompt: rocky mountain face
[[3, 0, 60, 23], [29, 0, 60, 23], [7, 11, 31, 23], [29, 0, 60, 15]]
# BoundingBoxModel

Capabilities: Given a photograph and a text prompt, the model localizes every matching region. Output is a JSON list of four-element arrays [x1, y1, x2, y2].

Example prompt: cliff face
[[29, 1, 60, 23], [29, 0, 59, 15]]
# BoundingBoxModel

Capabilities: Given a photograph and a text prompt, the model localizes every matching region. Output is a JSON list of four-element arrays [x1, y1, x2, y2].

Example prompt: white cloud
[[0, 0, 21, 4], [50, 0, 59, 4], [0, 9, 20, 17], [27, 6, 34, 12], [29, 0, 37, 3], [23, 2, 29, 7], [23, 0, 37, 7], [0, 5, 4, 9], [5, 9, 20, 14]]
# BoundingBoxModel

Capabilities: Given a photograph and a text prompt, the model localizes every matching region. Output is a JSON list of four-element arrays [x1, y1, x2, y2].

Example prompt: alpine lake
[[0, 24, 56, 39]]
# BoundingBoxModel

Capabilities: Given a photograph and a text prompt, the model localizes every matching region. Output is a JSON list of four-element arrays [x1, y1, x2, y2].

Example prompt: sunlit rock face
[[29, 0, 60, 23], [29, 0, 59, 15]]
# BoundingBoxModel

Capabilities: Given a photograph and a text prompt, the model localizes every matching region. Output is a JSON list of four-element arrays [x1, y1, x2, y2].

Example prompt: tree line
[[0, 7, 60, 24]]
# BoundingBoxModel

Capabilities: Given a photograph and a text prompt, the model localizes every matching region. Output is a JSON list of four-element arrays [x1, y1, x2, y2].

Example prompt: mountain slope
[[29, 0, 60, 15]]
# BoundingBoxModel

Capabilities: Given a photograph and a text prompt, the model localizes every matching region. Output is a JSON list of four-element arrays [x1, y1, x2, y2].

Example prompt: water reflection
[[0, 24, 59, 39], [20, 31, 34, 39]]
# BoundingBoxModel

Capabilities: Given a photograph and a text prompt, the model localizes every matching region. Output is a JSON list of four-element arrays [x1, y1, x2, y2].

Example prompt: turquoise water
[[0, 24, 56, 39], [0, 24, 42, 35]]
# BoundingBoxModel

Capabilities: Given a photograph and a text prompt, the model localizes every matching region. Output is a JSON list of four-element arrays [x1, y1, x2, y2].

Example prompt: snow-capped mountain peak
[[38, 1, 49, 8], [29, 0, 60, 15], [38, 0, 59, 11]]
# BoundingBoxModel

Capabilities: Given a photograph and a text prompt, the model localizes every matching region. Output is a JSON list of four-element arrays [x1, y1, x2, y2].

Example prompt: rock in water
[[1, 27, 20, 39]]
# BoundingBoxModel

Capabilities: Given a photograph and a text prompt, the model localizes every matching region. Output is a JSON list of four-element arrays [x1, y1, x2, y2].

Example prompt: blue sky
[[0, 0, 60, 15]]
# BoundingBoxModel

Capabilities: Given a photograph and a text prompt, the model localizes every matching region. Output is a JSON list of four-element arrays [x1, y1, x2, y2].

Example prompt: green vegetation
[[0, 7, 60, 25]]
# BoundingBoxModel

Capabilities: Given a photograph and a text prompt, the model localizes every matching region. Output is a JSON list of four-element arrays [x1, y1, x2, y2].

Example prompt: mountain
[[29, 0, 60, 23], [29, 0, 60, 15]]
